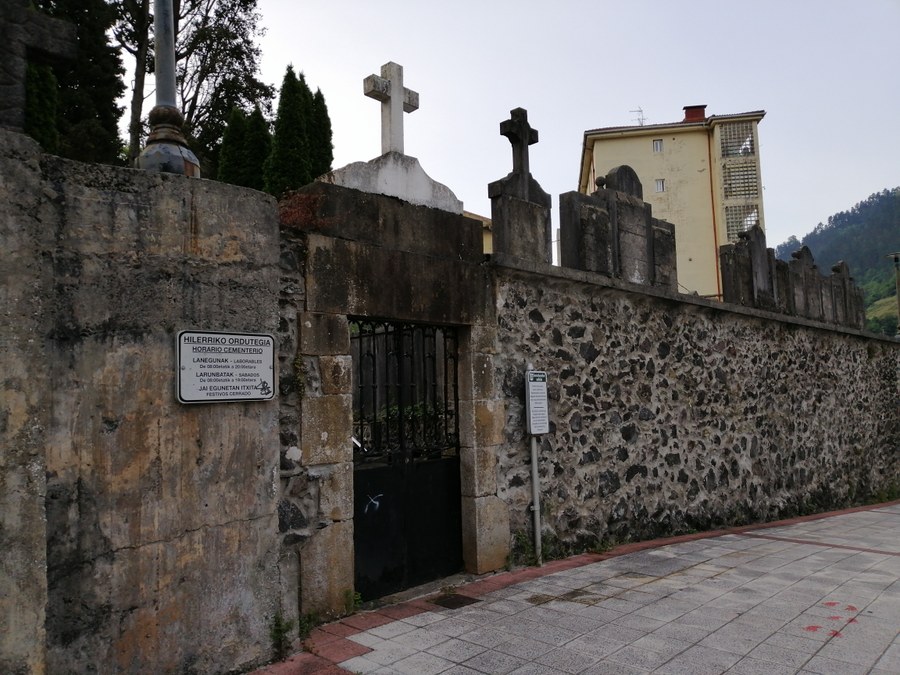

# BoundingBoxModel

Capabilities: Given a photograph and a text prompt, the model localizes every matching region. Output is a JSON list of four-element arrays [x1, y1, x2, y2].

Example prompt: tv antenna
[[630, 107, 646, 126]]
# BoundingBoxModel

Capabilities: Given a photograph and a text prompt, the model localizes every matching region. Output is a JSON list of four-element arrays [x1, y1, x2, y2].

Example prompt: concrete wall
[[1, 130, 283, 674], [487, 259, 899, 553]]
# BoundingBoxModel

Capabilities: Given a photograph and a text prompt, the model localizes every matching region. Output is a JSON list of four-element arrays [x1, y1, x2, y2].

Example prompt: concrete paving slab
[[247, 500, 900, 674]]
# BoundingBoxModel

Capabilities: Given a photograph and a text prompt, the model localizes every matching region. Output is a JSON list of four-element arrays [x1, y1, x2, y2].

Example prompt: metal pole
[[530, 434, 542, 566], [137, 0, 200, 176], [153, 0, 177, 108]]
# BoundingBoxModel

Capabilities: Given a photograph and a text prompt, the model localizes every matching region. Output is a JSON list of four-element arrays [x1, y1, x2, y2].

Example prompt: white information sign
[[177, 330, 275, 404], [525, 370, 549, 435]]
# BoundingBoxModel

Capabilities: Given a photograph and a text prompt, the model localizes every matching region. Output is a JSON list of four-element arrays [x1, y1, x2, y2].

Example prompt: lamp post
[[137, 0, 200, 176]]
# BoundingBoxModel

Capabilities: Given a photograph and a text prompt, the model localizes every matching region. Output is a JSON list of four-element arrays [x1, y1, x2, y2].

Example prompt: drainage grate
[[429, 593, 480, 609]]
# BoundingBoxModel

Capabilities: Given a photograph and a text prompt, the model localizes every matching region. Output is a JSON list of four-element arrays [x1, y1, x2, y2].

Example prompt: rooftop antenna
[[630, 107, 646, 126]]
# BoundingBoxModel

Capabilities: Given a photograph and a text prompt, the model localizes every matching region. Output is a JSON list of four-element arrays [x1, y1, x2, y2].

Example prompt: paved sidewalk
[[254, 502, 900, 674]]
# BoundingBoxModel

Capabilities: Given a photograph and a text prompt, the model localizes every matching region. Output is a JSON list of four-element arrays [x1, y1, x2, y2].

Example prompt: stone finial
[[488, 107, 550, 208], [364, 62, 419, 155], [0, 0, 76, 131]]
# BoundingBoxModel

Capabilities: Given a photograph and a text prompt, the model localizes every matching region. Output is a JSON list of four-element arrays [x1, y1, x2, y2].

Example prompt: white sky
[[255, 0, 900, 247]]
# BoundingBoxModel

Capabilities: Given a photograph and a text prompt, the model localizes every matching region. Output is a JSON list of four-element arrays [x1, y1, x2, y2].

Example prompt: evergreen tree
[[24, 64, 60, 154], [217, 107, 248, 185], [242, 105, 271, 192], [310, 88, 334, 178], [264, 66, 312, 197], [35, 0, 125, 164], [217, 104, 270, 191]]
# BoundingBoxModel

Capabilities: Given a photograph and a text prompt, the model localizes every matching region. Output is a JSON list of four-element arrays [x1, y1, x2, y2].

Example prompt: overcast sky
[[255, 0, 899, 248]]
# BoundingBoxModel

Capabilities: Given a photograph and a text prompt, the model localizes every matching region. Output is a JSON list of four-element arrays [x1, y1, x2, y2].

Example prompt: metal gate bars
[[349, 318, 463, 600], [350, 319, 460, 465]]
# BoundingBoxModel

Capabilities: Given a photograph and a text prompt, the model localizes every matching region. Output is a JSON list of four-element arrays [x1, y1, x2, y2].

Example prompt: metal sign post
[[525, 370, 549, 565]]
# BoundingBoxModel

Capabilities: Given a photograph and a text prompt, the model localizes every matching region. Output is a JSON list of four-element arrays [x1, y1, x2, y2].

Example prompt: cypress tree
[[218, 105, 271, 191], [310, 88, 334, 178], [242, 105, 272, 192], [35, 0, 125, 164], [264, 65, 311, 196], [217, 107, 248, 186]]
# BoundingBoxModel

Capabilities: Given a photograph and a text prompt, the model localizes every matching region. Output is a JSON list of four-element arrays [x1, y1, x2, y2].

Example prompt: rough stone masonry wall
[[490, 263, 899, 552], [0, 130, 283, 674]]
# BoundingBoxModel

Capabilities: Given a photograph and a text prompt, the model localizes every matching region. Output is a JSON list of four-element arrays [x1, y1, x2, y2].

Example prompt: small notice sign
[[177, 330, 276, 404], [525, 370, 549, 435]]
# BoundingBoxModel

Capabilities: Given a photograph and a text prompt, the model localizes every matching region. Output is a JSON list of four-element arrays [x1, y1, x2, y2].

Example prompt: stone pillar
[[0, 0, 75, 131], [458, 324, 510, 574], [293, 312, 355, 616]]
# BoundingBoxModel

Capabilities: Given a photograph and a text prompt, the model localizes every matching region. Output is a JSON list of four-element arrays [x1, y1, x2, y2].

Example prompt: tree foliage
[[774, 188, 900, 335], [216, 107, 247, 185], [310, 88, 334, 179], [217, 104, 270, 191], [24, 64, 60, 154], [112, 0, 151, 163], [264, 65, 313, 197], [113, 0, 273, 172], [220, 64, 332, 196], [242, 105, 272, 191], [174, 0, 273, 175], [30, 0, 125, 164]]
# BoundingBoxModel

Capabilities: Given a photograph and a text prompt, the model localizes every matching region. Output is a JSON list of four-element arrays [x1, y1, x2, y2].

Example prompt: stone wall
[[489, 261, 899, 551], [274, 182, 501, 616], [719, 225, 866, 328], [2, 126, 898, 675], [1, 130, 283, 674]]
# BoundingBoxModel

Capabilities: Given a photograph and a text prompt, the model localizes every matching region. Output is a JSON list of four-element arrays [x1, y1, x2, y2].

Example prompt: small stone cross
[[500, 108, 539, 178], [0, 0, 76, 130], [364, 62, 419, 155]]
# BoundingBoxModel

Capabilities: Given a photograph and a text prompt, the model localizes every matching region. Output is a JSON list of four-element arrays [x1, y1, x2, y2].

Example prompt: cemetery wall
[[2, 127, 898, 674], [0, 130, 283, 674], [488, 259, 900, 554]]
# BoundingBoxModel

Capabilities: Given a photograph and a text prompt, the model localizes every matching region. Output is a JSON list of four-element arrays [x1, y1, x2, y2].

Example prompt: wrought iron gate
[[350, 318, 462, 600]]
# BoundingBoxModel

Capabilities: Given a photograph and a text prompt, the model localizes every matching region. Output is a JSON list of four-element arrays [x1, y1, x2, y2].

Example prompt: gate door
[[351, 318, 462, 601]]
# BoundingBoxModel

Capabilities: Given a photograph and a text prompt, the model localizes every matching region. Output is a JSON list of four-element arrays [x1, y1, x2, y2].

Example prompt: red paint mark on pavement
[[805, 625, 822, 632], [845, 605, 858, 612], [827, 616, 842, 621], [829, 630, 843, 638], [823, 601, 840, 607], [848, 618, 859, 624]]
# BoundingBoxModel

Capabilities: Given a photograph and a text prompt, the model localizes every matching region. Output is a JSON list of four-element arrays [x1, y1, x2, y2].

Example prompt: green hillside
[[774, 188, 900, 336]]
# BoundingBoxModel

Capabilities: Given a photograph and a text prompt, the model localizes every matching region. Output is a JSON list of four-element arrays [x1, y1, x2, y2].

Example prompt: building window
[[725, 205, 759, 242], [652, 138, 663, 153], [655, 178, 665, 193], [720, 122, 755, 157]]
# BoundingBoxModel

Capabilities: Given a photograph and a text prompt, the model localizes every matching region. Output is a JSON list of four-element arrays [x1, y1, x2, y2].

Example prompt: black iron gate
[[350, 318, 462, 600]]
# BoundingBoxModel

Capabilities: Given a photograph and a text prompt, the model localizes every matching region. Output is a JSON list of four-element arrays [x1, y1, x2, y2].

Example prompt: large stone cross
[[0, 0, 76, 131], [364, 62, 419, 155], [501, 107, 538, 178]]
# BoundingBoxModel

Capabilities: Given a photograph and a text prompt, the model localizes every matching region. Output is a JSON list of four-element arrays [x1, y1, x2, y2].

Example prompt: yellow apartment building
[[578, 105, 766, 298]]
